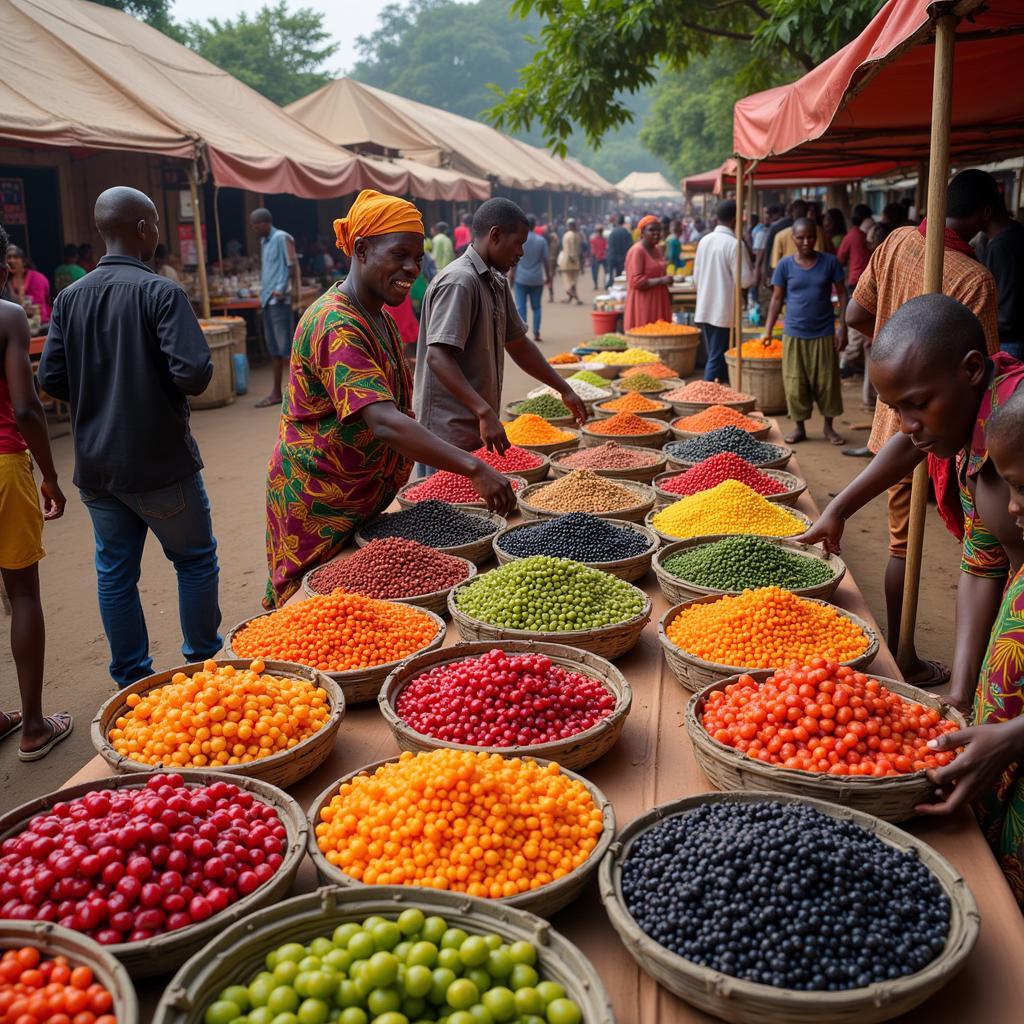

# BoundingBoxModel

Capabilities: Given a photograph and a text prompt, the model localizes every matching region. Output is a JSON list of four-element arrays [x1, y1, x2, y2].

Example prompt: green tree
[[490, 0, 884, 153], [91, 0, 183, 38], [182, 2, 339, 107]]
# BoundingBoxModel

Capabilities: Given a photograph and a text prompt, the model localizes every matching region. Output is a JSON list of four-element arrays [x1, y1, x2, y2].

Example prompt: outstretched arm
[[505, 335, 587, 425]]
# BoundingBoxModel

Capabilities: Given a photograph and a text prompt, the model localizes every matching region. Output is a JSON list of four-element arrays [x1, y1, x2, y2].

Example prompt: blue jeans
[[514, 283, 543, 336], [80, 473, 221, 687], [700, 323, 731, 384], [262, 302, 293, 358]]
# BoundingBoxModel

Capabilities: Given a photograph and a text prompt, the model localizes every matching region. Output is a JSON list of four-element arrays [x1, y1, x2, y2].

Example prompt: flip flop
[[18, 713, 74, 762], [0, 711, 22, 741], [827, 434, 847, 446], [903, 659, 951, 689], [254, 396, 281, 409]]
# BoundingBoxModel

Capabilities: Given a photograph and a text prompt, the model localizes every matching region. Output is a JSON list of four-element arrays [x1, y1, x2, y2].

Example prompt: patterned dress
[[264, 286, 413, 608]]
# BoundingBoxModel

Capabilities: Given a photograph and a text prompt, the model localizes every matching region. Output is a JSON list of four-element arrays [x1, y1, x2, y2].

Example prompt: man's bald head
[[871, 293, 986, 373], [94, 187, 159, 261], [250, 207, 273, 238]]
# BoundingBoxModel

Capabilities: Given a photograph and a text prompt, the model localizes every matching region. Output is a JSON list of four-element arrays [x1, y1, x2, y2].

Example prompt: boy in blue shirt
[[765, 218, 849, 445]]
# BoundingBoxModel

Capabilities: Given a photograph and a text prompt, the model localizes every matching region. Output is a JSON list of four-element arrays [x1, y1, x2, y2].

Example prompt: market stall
[[56, 424, 1024, 1023]]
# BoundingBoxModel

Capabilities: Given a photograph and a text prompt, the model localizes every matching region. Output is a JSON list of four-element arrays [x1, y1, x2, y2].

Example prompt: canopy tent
[[2, 0, 388, 199], [357, 156, 490, 202], [730, 0, 1024, 671], [288, 78, 617, 197], [682, 167, 721, 196], [616, 170, 682, 201]]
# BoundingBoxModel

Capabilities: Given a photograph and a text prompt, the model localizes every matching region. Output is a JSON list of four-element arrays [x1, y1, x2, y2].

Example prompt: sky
[[170, 0, 396, 70]]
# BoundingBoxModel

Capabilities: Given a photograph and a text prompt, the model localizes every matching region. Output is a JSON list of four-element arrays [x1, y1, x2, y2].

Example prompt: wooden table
[[63, 435, 1024, 1021]]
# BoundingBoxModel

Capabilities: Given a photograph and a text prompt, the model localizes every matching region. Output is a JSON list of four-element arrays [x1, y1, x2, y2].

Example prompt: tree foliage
[[182, 2, 339, 107], [490, 0, 883, 153], [91, 0, 182, 38]]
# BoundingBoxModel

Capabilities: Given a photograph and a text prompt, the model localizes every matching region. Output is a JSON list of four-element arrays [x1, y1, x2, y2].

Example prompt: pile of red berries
[[395, 647, 617, 747], [470, 444, 543, 472], [404, 471, 523, 505], [660, 451, 786, 497], [0, 774, 286, 944]]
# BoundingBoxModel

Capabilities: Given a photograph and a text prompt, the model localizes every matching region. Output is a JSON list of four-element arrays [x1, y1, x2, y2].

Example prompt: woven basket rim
[[224, 606, 447, 684], [685, 669, 968, 791], [595, 396, 673, 413], [645, 506, 814, 546], [307, 754, 616, 903], [657, 593, 880, 674], [669, 412, 772, 436], [505, 400, 576, 425], [91, 658, 345, 777], [550, 444, 667, 471], [582, 418, 671, 443], [447, 573, 653, 642], [302, 552, 477, 604], [516, 477, 657, 520], [663, 440, 793, 469], [355, 506, 507, 550], [396, 475, 528, 510], [0, 771, 308, 960], [652, 468, 806, 504], [492, 518, 659, 568], [624, 327, 701, 339], [598, 790, 980, 1011], [652, 535, 845, 598], [378, 639, 633, 762]]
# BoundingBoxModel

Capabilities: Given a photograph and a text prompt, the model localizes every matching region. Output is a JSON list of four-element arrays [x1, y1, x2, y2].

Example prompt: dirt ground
[[0, 275, 961, 803]]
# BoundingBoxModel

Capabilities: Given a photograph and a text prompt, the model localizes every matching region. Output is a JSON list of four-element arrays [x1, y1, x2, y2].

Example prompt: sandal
[[902, 659, 951, 689], [0, 710, 22, 741], [19, 713, 74, 762]]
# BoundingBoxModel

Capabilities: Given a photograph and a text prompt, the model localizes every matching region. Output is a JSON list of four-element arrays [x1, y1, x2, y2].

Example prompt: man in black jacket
[[38, 186, 221, 687]]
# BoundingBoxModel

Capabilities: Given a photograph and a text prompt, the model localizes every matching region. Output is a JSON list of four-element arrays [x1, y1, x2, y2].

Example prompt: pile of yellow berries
[[651, 479, 807, 539]]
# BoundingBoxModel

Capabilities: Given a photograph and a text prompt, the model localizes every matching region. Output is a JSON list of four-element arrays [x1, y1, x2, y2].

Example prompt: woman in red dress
[[624, 215, 673, 330]]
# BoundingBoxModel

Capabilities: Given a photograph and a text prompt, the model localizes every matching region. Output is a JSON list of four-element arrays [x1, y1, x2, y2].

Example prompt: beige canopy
[[615, 171, 682, 202]]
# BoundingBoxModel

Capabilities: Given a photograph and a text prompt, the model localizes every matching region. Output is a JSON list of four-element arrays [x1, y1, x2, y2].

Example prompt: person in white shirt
[[693, 199, 756, 383]]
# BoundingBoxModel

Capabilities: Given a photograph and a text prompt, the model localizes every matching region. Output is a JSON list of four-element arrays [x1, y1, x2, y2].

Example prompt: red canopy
[[733, 0, 1024, 175]]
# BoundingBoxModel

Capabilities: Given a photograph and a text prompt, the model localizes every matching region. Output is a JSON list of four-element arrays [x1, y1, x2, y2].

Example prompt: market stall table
[[60, 432, 1024, 1022]]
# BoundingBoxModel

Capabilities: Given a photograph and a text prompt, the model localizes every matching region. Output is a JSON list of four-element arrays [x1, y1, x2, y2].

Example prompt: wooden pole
[[213, 184, 224, 275], [187, 160, 211, 319], [734, 158, 745, 392], [896, 12, 957, 673]]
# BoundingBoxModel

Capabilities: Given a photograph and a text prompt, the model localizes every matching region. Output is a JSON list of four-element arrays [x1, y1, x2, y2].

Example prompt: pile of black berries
[[360, 500, 496, 548], [620, 801, 950, 992], [497, 512, 652, 562], [665, 426, 787, 466]]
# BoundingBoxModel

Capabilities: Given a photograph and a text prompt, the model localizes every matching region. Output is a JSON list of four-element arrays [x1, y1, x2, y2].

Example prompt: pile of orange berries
[[107, 660, 331, 767], [0, 947, 116, 1024], [666, 587, 869, 668], [315, 749, 604, 899], [672, 405, 764, 434], [730, 337, 784, 358], [231, 591, 440, 673], [701, 661, 960, 776]]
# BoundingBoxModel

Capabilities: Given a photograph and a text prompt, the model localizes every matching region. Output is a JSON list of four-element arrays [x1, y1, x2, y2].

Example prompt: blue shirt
[[772, 253, 844, 338], [515, 231, 549, 287], [260, 226, 291, 307]]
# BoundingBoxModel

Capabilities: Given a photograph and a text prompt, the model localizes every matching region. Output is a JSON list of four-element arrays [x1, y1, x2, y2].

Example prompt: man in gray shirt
[[414, 198, 586, 454]]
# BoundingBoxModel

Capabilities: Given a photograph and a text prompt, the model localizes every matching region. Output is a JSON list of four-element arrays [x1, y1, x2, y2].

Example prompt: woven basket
[[378, 640, 632, 770], [355, 508, 506, 566], [396, 475, 527, 510], [504, 401, 576, 426], [644, 506, 814, 547], [225, 607, 446, 705], [516, 478, 657, 524], [493, 519, 658, 583], [448, 579, 651, 660], [302, 554, 477, 616], [664, 442, 793, 471], [500, 452, 551, 484], [308, 755, 615, 917], [91, 659, 344, 789], [669, 416, 774, 443], [599, 791, 980, 1024], [594, 397, 674, 421], [651, 469, 807, 508], [686, 671, 968, 822], [667, 394, 757, 417], [509, 428, 581, 456], [153, 887, 615, 1024], [0, 772, 308, 979], [0, 922, 138, 1024], [578, 361, 619, 379], [658, 595, 879, 693], [625, 328, 701, 376], [582, 418, 670, 450], [652, 536, 846, 604], [552, 360, 590, 377], [725, 353, 787, 414], [549, 446, 667, 483], [610, 378, 683, 398]]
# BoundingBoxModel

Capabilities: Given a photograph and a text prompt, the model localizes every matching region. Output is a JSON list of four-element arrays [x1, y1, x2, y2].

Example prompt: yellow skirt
[[0, 451, 45, 570]]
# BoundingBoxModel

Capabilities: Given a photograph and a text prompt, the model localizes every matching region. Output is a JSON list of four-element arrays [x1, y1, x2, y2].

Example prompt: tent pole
[[734, 158, 745, 392], [188, 161, 211, 319], [213, 184, 224, 275], [897, 12, 957, 674]]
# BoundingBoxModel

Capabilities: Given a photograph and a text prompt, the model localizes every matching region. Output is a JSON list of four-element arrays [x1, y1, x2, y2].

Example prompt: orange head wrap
[[333, 189, 424, 256], [637, 215, 659, 232]]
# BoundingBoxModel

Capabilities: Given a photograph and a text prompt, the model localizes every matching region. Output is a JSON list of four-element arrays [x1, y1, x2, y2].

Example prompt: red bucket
[[591, 309, 620, 334]]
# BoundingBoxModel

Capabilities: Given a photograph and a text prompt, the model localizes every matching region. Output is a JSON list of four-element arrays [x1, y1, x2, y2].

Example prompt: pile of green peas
[[202, 908, 583, 1024], [454, 556, 644, 631]]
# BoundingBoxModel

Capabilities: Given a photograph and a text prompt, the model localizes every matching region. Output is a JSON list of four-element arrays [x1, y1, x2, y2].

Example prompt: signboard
[[178, 223, 207, 267], [0, 178, 26, 225]]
